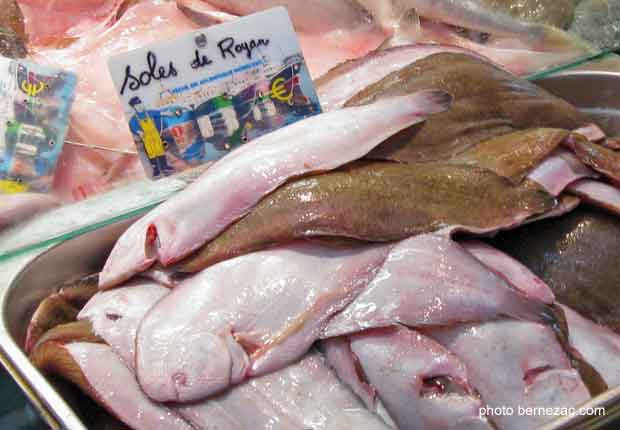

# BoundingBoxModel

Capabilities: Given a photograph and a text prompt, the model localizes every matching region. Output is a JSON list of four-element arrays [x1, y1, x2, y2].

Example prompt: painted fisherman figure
[[128, 96, 175, 177]]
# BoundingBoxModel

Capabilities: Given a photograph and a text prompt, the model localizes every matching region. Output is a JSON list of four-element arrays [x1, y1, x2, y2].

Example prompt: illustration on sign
[[109, 7, 322, 179], [0, 58, 76, 193]]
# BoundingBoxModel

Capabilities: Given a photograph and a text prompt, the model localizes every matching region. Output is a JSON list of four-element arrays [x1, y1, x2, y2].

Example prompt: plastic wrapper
[[0, 0, 619, 257]]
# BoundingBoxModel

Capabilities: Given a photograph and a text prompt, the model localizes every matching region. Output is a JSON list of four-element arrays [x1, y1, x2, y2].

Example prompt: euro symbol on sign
[[21, 80, 46, 97], [271, 77, 293, 105]]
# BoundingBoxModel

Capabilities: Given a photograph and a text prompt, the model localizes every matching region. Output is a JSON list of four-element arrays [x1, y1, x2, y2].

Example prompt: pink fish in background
[[176, 0, 389, 78], [0, 192, 60, 230], [181, 0, 593, 79], [28, 0, 200, 201], [17, 0, 130, 46]]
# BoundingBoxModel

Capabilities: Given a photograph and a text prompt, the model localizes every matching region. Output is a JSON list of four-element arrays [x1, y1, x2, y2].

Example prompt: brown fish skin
[[178, 162, 556, 273], [0, 0, 26, 58], [544, 304, 608, 397], [492, 207, 620, 333], [24, 294, 79, 354], [564, 134, 620, 182], [24, 274, 99, 353], [451, 128, 570, 184], [31, 320, 103, 353], [346, 53, 588, 163], [0, 0, 25, 39], [0, 26, 26, 58], [30, 341, 93, 395], [57, 273, 100, 307]]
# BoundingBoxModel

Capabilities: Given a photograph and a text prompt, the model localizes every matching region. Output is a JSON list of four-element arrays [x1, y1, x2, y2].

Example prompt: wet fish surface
[[323, 234, 553, 338], [179, 161, 556, 273], [345, 326, 494, 430], [428, 320, 592, 430], [492, 207, 620, 332], [562, 304, 620, 388], [100, 91, 451, 289], [79, 278, 390, 429], [31, 342, 194, 430], [136, 241, 390, 403], [346, 53, 589, 163]]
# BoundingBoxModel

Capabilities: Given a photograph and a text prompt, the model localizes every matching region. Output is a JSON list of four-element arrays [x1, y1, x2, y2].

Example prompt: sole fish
[[316, 44, 491, 111], [450, 128, 569, 185], [527, 149, 597, 196], [178, 162, 556, 273], [568, 179, 620, 216], [79, 277, 390, 429], [461, 240, 555, 303], [323, 234, 554, 338], [562, 304, 620, 388], [78, 280, 169, 365], [31, 342, 194, 430], [346, 53, 589, 163], [492, 207, 620, 333], [136, 241, 390, 403], [99, 90, 451, 289], [0, 193, 60, 231], [428, 320, 592, 430], [403, 0, 590, 51], [337, 326, 495, 430]]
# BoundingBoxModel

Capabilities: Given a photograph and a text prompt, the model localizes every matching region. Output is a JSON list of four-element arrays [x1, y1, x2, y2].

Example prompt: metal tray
[[0, 218, 137, 430], [1, 70, 620, 430]]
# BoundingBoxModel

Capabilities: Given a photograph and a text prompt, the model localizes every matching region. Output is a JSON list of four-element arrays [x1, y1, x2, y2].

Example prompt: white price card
[[108, 7, 322, 179]]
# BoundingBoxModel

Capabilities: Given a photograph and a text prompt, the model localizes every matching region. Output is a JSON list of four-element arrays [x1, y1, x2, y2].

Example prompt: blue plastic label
[[0, 57, 76, 193]]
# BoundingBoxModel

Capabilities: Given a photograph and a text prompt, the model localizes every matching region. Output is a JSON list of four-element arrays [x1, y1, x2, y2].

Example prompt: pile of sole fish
[[27, 53, 620, 430], [11, 1, 620, 430], [0, 0, 616, 217]]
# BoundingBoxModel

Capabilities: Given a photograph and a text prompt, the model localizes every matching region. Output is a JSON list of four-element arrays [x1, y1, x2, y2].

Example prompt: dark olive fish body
[[452, 128, 569, 183], [564, 135, 620, 182], [346, 53, 588, 163], [493, 207, 620, 333], [179, 162, 556, 272]]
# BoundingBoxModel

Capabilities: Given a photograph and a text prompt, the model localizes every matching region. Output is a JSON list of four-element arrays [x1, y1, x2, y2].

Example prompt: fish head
[[138, 330, 235, 402]]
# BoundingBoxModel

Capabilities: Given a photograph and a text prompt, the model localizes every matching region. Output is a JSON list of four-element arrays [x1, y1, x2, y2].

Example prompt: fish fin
[[544, 304, 609, 396], [234, 331, 264, 356], [378, 7, 421, 50]]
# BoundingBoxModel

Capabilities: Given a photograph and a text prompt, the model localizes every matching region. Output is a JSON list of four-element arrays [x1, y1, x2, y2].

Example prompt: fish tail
[[403, 88, 453, 117], [543, 305, 609, 396]]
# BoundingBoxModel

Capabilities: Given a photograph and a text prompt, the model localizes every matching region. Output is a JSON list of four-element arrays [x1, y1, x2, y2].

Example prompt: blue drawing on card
[[0, 58, 76, 193]]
